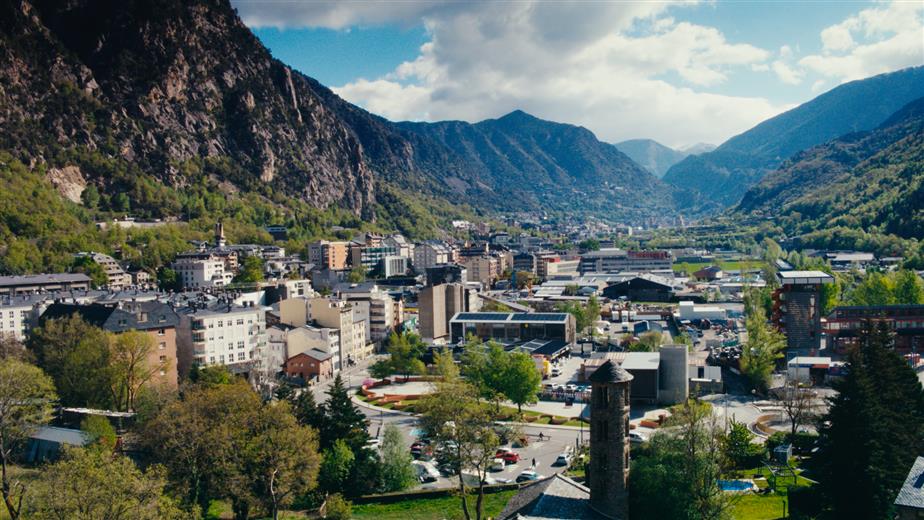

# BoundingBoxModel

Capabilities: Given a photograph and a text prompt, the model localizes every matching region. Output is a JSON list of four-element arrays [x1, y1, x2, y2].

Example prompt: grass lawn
[[673, 260, 765, 275], [358, 394, 584, 428], [351, 490, 518, 520], [731, 493, 789, 520]]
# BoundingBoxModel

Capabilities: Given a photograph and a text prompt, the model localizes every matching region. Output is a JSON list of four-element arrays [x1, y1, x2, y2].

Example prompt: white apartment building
[[339, 285, 404, 345], [76, 252, 132, 289], [185, 305, 267, 369], [384, 234, 414, 259], [0, 297, 35, 341], [173, 253, 234, 289], [309, 297, 371, 364]]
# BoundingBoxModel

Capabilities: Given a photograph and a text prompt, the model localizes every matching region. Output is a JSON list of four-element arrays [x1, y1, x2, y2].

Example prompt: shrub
[[323, 493, 352, 520]]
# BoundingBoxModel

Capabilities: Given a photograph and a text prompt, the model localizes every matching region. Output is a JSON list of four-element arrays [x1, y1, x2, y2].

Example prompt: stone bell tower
[[588, 359, 633, 519]]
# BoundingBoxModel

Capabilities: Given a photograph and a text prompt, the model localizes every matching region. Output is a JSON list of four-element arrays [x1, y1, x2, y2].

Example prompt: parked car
[[551, 367, 562, 377], [489, 458, 505, 472], [629, 431, 648, 444], [413, 461, 440, 483], [495, 448, 520, 464], [516, 470, 543, 483]]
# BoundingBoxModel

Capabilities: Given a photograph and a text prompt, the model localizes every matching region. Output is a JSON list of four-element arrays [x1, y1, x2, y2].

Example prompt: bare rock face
[[45, 165, 86, 203]]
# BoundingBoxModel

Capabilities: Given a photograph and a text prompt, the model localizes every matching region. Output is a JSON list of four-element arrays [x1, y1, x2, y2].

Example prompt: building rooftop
[[451, 312, 570, 324], [621, 352, 660, 371], [0, 273, 91, 288], [588, 359, 634, 383], [776, 271, 834, 285], [896, 457, 924, 510], [499, 473, 603, 520], [787, 356, 832, 366]]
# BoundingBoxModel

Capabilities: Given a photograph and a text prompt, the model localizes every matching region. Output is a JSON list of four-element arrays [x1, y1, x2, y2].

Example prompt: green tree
[[418, 378, 499, 520], [502, 349, 541, 413], [893, 269, 924, 304], [72, 255, 108, 288], [380, 423, 416, 492], [234, 255, 264, 283], [109, 330, 163, 412], [432, 347, 459, 380], [347, 264, 367, 283], [375, 331, 426, 381], [319, 375, 369, 452], [739, 308, 785, 393], [245, 402, 320, 520], [723, 420, 764, 471], [630, 331, 663, 352], [512, 271, 535, 290], [578, 238, 600, 251], [24, 448, 186, 520], [0, 359, 56, 520], [189, 364, 235, 387], [319, 440, 355, 494], [80, 415, 117, 451], [81, 185, 100, 210], [157, 267, 180, 292], [322, 493, 352, 520], [29, 315, 114, 408], [113, 192, 131, 213], [289, 388, 323, 429], [848, 271, 896, 306], [815, 321, 924, 519]]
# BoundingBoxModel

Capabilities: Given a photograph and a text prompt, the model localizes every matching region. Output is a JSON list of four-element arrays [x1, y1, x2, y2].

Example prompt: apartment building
[[419, 283, 475, 343], [0, 273, 91, 296], [179, 304, 267, 374], [339, 284, 403, 345], [414, 242, 452, 272], [172, 252, 233, 289], [461, 255, 499, 287], [309, 297, 371, 364], [307, 240, 350, 270], [76, 252, 132, 289], [0, 296, 38, 341]]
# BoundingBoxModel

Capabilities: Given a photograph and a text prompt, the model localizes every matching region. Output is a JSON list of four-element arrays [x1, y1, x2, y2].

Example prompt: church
[[499, 360, 633, 519]]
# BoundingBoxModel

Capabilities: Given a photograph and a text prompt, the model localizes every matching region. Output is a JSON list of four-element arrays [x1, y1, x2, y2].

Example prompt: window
[[236, 319, 244, 325], [219, 355, 225, 363], [238, 352, 245, 361], [159, 355, 166, 362], [217, 320, 223, 327], [159, 342, 166, 350], [158, 328, 165, 336], [238, 341, 244, 349]]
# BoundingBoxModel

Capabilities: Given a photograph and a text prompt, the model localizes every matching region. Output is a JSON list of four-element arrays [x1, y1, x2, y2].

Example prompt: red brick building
[[283, 350, 334, 383]]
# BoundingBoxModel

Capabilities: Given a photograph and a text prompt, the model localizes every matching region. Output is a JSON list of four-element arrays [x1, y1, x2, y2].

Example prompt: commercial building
[[350, 242, 398, 269], [602, 274, 674, 302], [513, 252, 538, 274], [449, 312, 576, 345], [381, 255, 409, 278], [0, 273, 91, 296], [773, 271, 835, 355], [42, 301, 180, 388], [419, 283, 472, 343], [678, 301, 728, 321], [824, 304, 924, 354], [579, 249, 672, 274], [426, 264, 466, 286], [580, 347, 691, 405]]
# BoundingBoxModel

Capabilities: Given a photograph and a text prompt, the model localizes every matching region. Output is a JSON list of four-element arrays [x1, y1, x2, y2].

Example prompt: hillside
[[614, 139, 688, 178], [736, 96, 924, 242], [0, 0, 673, 245], [663, 66, 924, 214]]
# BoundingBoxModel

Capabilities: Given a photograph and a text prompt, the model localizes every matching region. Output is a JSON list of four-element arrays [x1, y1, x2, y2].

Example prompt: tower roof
[[588, 360, 633, 383]]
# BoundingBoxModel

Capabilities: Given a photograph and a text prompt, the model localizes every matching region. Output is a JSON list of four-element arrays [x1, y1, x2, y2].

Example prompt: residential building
[[76, 252, 132, 289], [895, 456, 924, 520], [286, 325, 342, 370], [307, 240, 350, 270], [178, 304, 266, 375], [414, 242, 452, 272], [172, 252, 233, 289], [772, 271, 835, 355], [41, 301, 180, 388], [383, 234, 414, 259], [579, 249, 672, 274], [278, 297, 310, 327], [419, 283, 471, 343], [283, 350, 334, 382], [513, 252, 538, 274], [0, 296, 38, 341], [382, 255, 409, 278], [426, 264, 466, 286], [309, 297, 371, 364], [692, 265, 724, 280], [460, 255, 498, 287], [0, 273, 91, 296], [449, 312, 576, 345], [824, 304, 924, 354], [338, 284, 403, 345]]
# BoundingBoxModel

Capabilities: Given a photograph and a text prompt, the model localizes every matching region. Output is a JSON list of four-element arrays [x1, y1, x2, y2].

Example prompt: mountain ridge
[[614, 139, 689, 178]]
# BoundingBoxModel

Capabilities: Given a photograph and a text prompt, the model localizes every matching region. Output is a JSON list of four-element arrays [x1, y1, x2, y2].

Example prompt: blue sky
[[236, 1, 924, 148]]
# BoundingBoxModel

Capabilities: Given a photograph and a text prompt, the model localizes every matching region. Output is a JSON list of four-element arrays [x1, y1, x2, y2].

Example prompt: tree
[[502, 349, 541, 413], [29, 315, 114, 408], [234, 255, 264, 283], [72, 255, 108, 288], [319, 375, 369, 452], [432, 347, 459, 381], [24, 448, 185, 520], [512, 271, 535, 290], [81, 184, 100, 209], [322, 493, 352, 520], [319, 440, 355, 494], [380, 423, 416, 492], [578, 238, 600, 252], [347, 264, 366, 283], [377, 331, 426, 381], [630, 331, 663, 352], [0, 359, 56, 520], [245, 403, 320, 520], [723, 420, 764, 471], [779, 380, 817, 439], [739, 308, 785, 393], [632, 400, 734, 520], [418, 378, 499, 520], [848, 271, 895, 306], [189, 364, 235, 386], [289, 388, 323, 430], [461, 340, 508, 411], [815, 321, 924, 519], [893, 269, 924, 304], [109, 330, 164, 412], [80, 415, 117, 451], [157, 267, 180, 292]]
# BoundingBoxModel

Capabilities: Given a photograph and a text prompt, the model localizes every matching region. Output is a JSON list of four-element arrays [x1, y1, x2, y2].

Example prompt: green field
[[673, 260, 766, 275], [352, 490, 518, 520]]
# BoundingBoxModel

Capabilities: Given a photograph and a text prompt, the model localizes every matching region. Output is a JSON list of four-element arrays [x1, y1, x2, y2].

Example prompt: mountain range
[[0, 0, 673, 231], [613, 139, 691, 178], [663, 66, 924, 214], [737, 96, 924, 241]]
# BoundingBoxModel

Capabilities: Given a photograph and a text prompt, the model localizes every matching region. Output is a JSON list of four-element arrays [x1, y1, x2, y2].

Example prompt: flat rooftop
[[621, 351, 660, 371], [777, 270, 834, 285], [0, 273, 91, 287], [451, 312, 569, 324]]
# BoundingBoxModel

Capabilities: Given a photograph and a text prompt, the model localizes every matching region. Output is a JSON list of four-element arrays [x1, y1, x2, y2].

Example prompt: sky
[[233, 0, 924, 149]]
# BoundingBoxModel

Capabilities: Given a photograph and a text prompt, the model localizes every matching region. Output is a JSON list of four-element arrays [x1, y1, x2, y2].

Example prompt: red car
[[495, 449, 520, 464]]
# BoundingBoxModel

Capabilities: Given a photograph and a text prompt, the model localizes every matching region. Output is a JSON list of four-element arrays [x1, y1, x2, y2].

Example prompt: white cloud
[[801, 1, 924, 82], [324, 2, 783, 148]]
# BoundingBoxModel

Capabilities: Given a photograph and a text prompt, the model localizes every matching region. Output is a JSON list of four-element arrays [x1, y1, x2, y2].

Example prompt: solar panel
[[509, 313, 568, 322], [454, 312, 512, 321]]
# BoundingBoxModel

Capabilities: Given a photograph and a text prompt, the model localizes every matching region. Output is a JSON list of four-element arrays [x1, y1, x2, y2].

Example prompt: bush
[[323, 493, 352, 520], [80, 415, 117, 450]]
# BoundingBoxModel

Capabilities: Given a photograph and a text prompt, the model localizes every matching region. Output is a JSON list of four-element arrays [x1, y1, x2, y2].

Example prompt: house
[[692, 265, 724, 281], [41, 301, 180, 388], [895, 456, 924, 519], [284, 350, 334, 383]]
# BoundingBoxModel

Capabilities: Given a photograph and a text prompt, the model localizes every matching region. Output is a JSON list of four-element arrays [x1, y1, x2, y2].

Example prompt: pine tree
[[816, 321, 924, 519], [290, 387, 323, 429], [319, 375, 369, 452]]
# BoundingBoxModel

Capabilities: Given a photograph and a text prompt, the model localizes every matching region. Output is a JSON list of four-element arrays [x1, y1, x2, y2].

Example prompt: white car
[[629, 431, 648, 444], [553, 453, 572, 466], [551, 367, 562, 377], [489, 458, 505, 472], [516, 470, 543, 483]]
